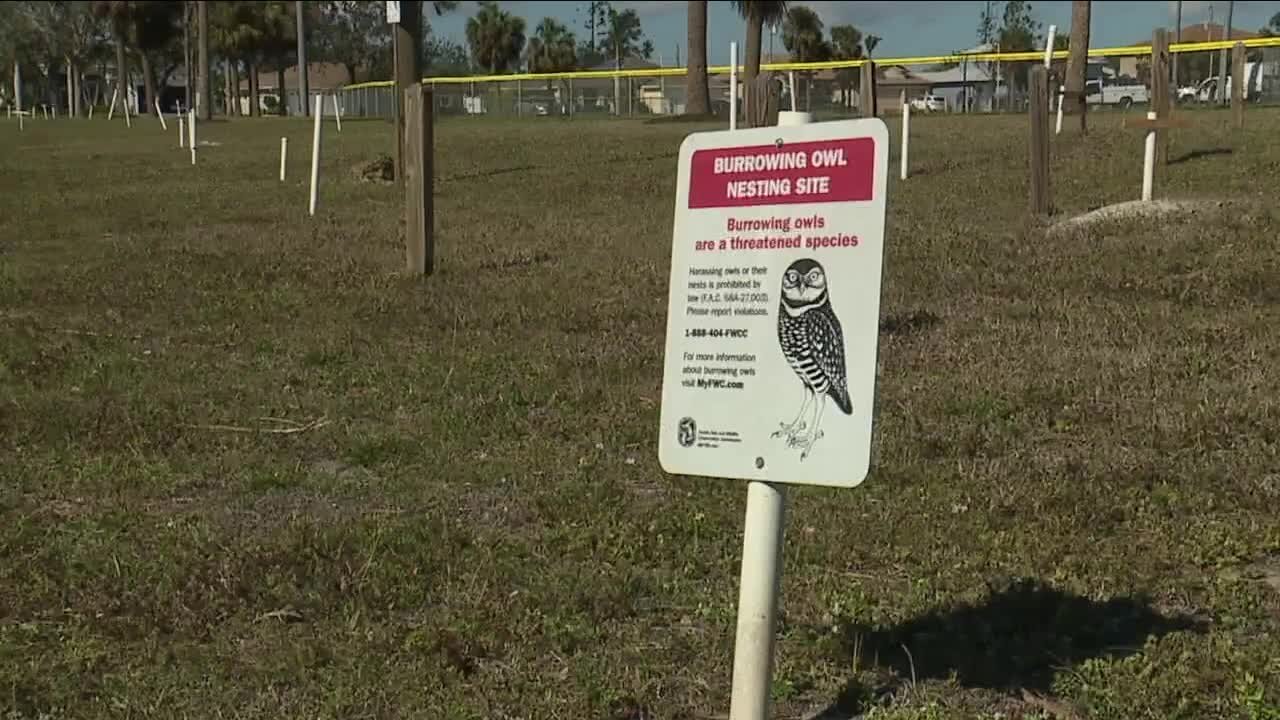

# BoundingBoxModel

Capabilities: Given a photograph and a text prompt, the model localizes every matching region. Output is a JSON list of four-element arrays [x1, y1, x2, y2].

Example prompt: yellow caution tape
[[341, 36, 1280, 90]]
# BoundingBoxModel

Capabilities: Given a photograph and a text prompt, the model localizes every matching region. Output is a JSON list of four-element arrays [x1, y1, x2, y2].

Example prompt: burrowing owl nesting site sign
[[658, 118, 889, 488]]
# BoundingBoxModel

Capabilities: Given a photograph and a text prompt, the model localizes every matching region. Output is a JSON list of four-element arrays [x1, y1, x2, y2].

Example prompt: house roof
[[240, 62, 358, 91], [1132, 23, 1260, 46], [912, 63, 996, 85], [587, 55, 661, 72], [877, 65, 931, 87]]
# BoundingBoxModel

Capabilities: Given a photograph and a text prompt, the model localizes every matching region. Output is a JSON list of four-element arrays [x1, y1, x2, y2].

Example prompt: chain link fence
[[331, 40, 1280, 124]]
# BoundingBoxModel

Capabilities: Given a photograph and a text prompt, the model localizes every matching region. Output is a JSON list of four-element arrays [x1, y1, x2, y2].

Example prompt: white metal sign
[[385, 1, 401, 24], [658, 118, 889, 488]]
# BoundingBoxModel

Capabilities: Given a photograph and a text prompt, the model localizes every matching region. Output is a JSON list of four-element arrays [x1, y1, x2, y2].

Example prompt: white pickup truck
[[1084, 78, 1149, 109], [1178, 63, 1268, 104]]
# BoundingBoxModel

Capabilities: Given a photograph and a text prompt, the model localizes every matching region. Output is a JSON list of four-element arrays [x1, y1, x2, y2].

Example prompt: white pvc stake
[[43, 105, 49, 120], [332, 94, 341, 132], [178, 116, 185, 147], [729, 480, 787, 720], [1045, 25, 1059, 136], [788, 71, 798, 111], [124, 94, 131, 128], [188, 109, 195, 165], [309, 95, 322, 216], [279, 137, 287, 181], [155, 98, 167, 129], [729, 42, 738, 131], [901, 102, 910, 180], [88, 103, 94, 119], [107, 88, 117, 121], [1142, 110, 1156, 201], [52, 104, 57, 119]]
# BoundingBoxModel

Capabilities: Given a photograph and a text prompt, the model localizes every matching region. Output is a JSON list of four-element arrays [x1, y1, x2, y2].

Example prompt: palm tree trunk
[[230, 62, 240, 115], [114, 27, 128, 114], [686, 0, 710, 115], [744, 13, 764, 126], [1065, 0, 1090, 133], [248, 61, 259, 117], [614, 48, 621, 116], [196, 0, 210, 120], [66, 58, 75, 117], [141, 53, 155, 113], [277, 66, 286, 115]]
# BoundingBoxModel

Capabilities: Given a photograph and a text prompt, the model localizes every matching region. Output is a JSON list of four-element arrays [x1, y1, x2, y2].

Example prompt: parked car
[[910, 95, 946, 112], [1085, 77, 1149, 108]]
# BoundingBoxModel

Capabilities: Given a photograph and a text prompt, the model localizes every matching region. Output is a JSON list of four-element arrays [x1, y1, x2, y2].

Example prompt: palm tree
[[1065, 0, 1090, 133], [130, 1, 183, 113], [526, 17, 575, 73], [730, 1, 788, 126], [781, 6, 829, 110], [465, 1, 526, 74], [864, 34, 881, 56], [525, 17, 575, 112], [604, 7, 645, 114], [213, 2, 263, 116], [829, 24, 862, 109], [686, 0, 710, 115], [255, 2, 295, 116], [91, 1, 131, 114]]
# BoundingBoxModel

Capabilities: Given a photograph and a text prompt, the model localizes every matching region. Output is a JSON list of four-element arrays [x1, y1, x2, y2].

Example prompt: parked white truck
[[1177, 62, 1269, 104], [1084, 77, 1150, 109]]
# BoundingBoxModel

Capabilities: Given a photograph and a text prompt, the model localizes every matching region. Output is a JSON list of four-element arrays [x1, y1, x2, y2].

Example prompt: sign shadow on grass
[[808, 577, 1207, 719], [1169, 147, 1232, 165]]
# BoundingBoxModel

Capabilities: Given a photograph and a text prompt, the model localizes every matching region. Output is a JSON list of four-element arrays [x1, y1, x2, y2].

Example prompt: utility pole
[[183, 1, 191, 111], [1207, 7, 1215, 92], [197, 0, 210, 120], [587, 2, 597, 53], [1173, 1, 1182, 90], [1220, 0, 1233, 106], [297, 1, 309, 117]]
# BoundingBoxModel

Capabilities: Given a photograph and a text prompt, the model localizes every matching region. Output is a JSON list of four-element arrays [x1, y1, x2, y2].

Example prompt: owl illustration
[[774, 258, 851, 460]]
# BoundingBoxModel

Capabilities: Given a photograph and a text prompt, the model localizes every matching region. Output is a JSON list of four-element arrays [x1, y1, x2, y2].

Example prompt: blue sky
[[428, 1, 1280, 64]]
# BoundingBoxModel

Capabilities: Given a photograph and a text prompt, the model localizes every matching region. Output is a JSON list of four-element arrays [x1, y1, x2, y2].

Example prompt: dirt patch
[[1045, 198, 1238, 238], [1245, 556, 1280, 595], [353, 155, 395, 183]]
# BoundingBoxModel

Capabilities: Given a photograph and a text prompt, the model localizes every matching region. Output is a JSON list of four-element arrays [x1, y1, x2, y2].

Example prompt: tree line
[[5, 2, 1274, 121]]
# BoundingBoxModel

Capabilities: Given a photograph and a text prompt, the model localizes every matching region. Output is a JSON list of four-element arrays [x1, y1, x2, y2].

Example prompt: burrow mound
[[353, 155, 395, 183]]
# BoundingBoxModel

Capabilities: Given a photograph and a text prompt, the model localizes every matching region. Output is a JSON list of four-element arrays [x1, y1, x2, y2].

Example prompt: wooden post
[[859, 62, 877, 118], [392, 0, 422, 185], [403, 87, 434, 276], [1231, 41, 1246, 129], [1151, 29, 1170, 166], [1028, 66, 1051, 216]]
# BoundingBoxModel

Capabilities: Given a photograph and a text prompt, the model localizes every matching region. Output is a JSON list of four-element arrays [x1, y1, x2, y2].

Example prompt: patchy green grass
[[1, 108, 1279, 720]]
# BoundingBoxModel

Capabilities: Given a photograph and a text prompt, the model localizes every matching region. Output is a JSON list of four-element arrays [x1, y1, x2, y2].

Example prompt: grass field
[[2, 107, 1279, 720]]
